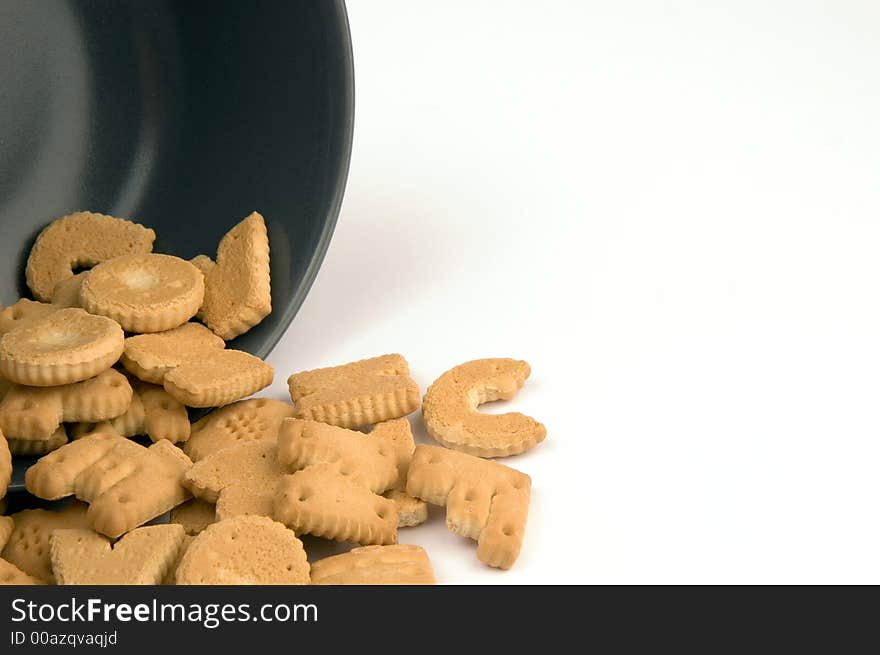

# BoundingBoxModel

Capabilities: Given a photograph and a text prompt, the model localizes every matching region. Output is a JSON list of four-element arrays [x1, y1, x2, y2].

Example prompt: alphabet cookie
[[2, 503, 91, 582], [274, 463, 398, 545], [370, 418, 428, 527], [80, 254, 205, 333], [70, 381, 189, 444], [50, 524, 186, 585], [406, 445, 531, 569], [197, 212, 272, 340], [26, 211, 156, 302], [0, 299, 60, 336], [163, 350, 273, 407], [422, 358, 546, 457], [0, 308, 125, 386], [184, 440, 283, 520], [175, 515, 309, 585], [26, 432, 193, 538], [277, 419, 400, 494], [184, 398, 295, 462], [6, 426, 68, 456], [169, 498, 217, 535], [50, 272, 88, 308], [120, 322, 225, 385], [310, 545, 436, 585], [287, 354, 420, 428], [0, 559, 46, 585], [0, 368, 132, 440]]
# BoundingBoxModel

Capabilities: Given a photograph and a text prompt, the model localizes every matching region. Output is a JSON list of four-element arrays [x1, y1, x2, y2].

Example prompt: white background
[[264, 1, 880, 583]]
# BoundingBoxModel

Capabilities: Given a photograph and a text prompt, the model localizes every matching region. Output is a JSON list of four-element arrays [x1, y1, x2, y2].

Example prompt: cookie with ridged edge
[[50, 524, 186, 584], [7, 425, 68, 455], [274, 463, 398, 545], [197, 212, 272, 341], [184, 398, 295, 462], [384, 489, 428, 528], [71, 381, 190, 444], [50, 272, 88, 308], [169, 499, 216, 535], [175, 515, 308, 585], [310, 545, 435, 585], [2, 503, 91, 583], [0, 308, 124, 387], [81, 254, 205, 333], [163, 350, 273, 408], [25, 433, 192, 538], [287, 354, 420, 429], [276, 418, 399, 494], [25, 211, 155, 302], [422, 358, 546, 458], [120, 323, 225, 385], [406, 444, 531, 570], [0, 299, 61, 337], [0, 368, 132, 440], [183, 440, 283, 520]]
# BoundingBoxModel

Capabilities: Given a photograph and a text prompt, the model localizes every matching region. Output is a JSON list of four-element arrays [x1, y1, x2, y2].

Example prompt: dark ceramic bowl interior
[[0, 0, 354, 493]]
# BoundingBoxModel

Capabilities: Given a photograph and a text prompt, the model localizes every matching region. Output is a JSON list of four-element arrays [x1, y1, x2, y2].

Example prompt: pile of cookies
[[0, 211, 547, 585]]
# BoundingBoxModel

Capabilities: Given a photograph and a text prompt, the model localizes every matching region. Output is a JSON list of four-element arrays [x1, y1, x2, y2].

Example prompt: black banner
[[0, 586, 875, 650]]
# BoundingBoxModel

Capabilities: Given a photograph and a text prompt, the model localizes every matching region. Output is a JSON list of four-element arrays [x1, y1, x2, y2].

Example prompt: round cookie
[[0, 308, 124, 386], [81, 254, 205, 333], [175, 515, 309, 585], [25, 211, 155, 302], [422, 358, 546, 458]]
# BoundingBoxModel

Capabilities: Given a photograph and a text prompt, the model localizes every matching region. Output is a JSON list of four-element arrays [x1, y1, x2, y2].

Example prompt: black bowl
[[0, 0, 354, 492]]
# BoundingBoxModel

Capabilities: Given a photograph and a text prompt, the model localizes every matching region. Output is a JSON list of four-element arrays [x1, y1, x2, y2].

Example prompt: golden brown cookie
[[120, 322, 225, 384], [175, 515, 308, 585], [422, 358, 546, 457], [384, 489, 428, 528], [406, 445, 531, 569], [310, 545, 435, 585], [0, 559, 46, 585], [0, 368, 132, 440], [6, 425, 68, 455], [0, 429, 10, 501], [25, 211, 156, 302], [2, 503, 91, 583], [50, 272, 88, 308], [189, 255, 215, 276], [25, 433, 193, 538], [163, 350, 273, 407], [0, 299, 60, 336], [274, 463, 398, 545], [184, 440, 283, 520], [0, 516, 13, 549], [169, 498, 217, 535], [80, 254, 205, 333], [276, 419, 399, 494], [287, 354, 420, 428], [184, 398, 295, 462], [0, 308, 124, 386], [198, 212, 272, 340], [51, 524, 186, 584], [71, 381, 189, 444], [369, 419, 427, 527]]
